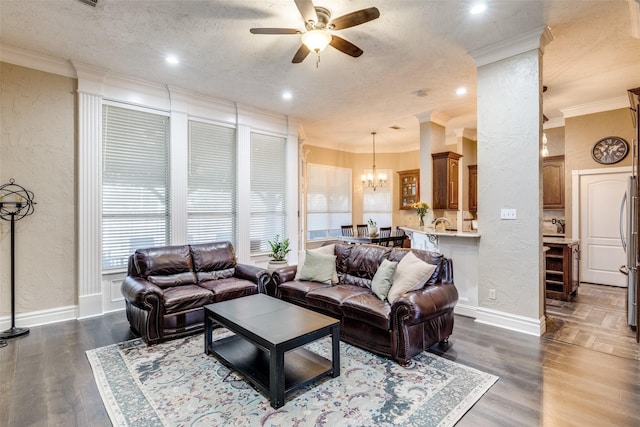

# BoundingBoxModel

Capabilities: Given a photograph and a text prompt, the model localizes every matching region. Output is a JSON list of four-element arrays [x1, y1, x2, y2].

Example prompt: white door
[[579, 171, 630, 286]]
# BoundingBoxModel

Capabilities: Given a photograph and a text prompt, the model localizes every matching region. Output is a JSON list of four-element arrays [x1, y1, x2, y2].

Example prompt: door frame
[[571, 166, 633, 283]]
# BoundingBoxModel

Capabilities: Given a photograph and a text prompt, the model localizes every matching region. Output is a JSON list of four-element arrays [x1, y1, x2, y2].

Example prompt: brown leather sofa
[[270, 243, 458, 365], [121, 241, 269, 344]]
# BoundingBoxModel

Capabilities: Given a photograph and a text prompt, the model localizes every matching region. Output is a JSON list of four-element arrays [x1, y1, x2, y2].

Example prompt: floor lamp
[[0, 178, 36, 344]]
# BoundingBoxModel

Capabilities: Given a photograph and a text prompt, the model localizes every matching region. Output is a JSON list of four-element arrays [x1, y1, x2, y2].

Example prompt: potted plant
[[267, 234, 291, 273], [367, 218, 378, 237]]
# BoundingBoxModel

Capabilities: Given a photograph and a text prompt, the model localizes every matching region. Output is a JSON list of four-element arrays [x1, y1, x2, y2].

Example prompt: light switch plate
[[500, 208, 517, 219]]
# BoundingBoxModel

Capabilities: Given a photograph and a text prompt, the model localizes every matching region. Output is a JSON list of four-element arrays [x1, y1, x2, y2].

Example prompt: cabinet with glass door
[[398, 169, 420, 210]]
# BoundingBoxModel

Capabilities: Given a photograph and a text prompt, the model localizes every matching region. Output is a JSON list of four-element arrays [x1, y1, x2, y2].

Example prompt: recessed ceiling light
[[165, 55, 179, 65], [282, 91, 292, 100], [456, 87, 467, 96], [470, 3, 487, 14]]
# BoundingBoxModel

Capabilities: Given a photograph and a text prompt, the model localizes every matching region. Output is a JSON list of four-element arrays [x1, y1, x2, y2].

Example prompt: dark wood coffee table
[[203, 294, 340, 409]]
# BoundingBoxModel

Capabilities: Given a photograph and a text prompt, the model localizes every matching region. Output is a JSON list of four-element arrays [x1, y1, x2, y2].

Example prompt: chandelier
[[361, 132, 387, 191]]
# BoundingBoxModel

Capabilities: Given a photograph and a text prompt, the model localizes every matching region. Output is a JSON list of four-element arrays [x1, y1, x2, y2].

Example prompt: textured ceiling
[[1, 0, 639, 152]]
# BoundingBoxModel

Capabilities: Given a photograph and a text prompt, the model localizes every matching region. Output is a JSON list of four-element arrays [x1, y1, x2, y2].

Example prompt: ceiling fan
[[250, 0, 380, 64]]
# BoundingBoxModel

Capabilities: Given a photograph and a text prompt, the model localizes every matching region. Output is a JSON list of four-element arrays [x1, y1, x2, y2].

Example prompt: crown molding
[[470, 26, 554, 67], [415, 111, 450, 126], [543, 116, 565, 129], [0, 44, 76, 78], [561, 96, 629, 118], [453, 128, 477, 141]]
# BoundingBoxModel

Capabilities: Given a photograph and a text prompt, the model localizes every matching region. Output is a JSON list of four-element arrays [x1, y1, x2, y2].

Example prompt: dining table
[[337, 232, 406, 247]]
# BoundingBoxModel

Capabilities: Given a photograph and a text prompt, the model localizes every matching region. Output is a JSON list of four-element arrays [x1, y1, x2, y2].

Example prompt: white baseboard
[[454, 303, 477, 318], [474, 306, 544, 336], [78, 293, 103, 319], [0, 305, 78, 330]]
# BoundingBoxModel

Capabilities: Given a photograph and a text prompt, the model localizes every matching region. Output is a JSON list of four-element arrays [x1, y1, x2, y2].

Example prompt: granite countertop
[[400, 226, 481, 238], [543, 237, 580, 245]]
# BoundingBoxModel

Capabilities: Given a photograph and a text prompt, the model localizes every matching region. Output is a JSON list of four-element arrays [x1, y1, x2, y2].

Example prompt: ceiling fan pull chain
[[316, 54, 320, 68]]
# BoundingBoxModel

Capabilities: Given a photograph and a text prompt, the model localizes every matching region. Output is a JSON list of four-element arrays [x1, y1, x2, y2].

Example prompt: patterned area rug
[[86, 331, 497, 427]]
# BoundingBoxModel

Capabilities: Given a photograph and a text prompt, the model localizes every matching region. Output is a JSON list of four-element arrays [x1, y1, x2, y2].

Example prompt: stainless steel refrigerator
[[626, 87, 640, 341]]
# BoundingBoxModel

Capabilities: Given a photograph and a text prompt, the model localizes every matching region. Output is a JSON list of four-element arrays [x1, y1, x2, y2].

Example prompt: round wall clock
[[591, 136, 629, 165]]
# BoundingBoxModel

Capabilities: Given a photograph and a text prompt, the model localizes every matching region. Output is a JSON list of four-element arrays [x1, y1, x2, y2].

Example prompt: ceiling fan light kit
[[301, 30, 332, 53], [250, 0, 380, 65]]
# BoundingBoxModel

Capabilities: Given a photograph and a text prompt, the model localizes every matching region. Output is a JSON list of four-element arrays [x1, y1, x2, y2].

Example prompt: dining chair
[[341, 225, 354, 236], [356, 224, 368, 237], [379, 226, 392, 246], [393, 227, 406, 247]]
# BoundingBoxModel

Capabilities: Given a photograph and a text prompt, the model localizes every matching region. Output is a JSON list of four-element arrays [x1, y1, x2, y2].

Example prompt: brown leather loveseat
[[270, 243, 458, 365], [121, 241, 269, 344]]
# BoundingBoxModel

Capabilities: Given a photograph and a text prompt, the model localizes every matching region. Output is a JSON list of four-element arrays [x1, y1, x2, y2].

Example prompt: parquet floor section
[[544, 283, 639, 360]]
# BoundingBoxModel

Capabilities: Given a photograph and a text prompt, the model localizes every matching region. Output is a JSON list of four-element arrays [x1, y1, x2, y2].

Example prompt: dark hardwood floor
[[1, 311, 639, 426]]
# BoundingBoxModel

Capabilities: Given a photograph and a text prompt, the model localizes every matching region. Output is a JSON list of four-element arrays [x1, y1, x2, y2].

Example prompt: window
[[102, 105, 170, 271], [187, 121, 237, 245], [250, 133, 287, 254], [307, 164, 352, 241], [362, 168, 392, 227]]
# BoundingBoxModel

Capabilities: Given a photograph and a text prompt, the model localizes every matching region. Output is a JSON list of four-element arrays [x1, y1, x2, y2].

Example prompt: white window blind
[[102, 105, 170, 271], [250, 133, 286, 254], [307, 164, 352, 241], [187, 121, 237, 245], [362, 168, 393, 227]]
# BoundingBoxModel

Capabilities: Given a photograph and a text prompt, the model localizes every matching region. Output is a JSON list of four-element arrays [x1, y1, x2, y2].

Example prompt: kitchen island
[[400, 226, 480, 317], [543, 237, 580, 301]]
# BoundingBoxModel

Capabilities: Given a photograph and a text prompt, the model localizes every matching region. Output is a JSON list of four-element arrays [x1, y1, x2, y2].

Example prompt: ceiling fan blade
[[329, 35, 363, 58], [294, 0, 318, 24], [250, 28, 301, 34], [292, 44, 311, 63], [330, 7, 380, 30]]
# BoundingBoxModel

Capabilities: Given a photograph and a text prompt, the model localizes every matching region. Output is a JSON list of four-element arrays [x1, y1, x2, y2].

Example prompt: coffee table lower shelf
[[207, 334, 335, 405]]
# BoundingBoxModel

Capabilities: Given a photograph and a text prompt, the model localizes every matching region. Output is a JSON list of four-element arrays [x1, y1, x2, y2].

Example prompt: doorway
[[575, 167, 632, 287]]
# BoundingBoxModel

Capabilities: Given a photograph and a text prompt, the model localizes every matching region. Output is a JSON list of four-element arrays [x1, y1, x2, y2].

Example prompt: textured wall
[[564, 108, 635, 236], [476, 50, 543, 320], [0, 63, 76, 315]]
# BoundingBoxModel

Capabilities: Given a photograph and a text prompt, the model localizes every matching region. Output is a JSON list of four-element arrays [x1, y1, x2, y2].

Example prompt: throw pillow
[[371, 258, 398, 301], [295, 244, 338, 284], [297, 250, 337, 285], [387, 251, 437, 303]]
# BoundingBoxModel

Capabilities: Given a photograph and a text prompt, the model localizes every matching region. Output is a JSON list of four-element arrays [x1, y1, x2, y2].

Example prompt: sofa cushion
[[306, 284, 370, 316], [278, 280, 332, 305], [162, 285, 212, 314], [371, 259, 398, 301], [389, 248, 443, 286], [190, 242, 237, 282], [387, 251, 437, 303], [295, 244, 338, 284], [341, 244, 391, 289], [134, 245, 197, 288], [340, 292, 392, 330], [297, 250, 337, 284], [198, 277, 258, 302]]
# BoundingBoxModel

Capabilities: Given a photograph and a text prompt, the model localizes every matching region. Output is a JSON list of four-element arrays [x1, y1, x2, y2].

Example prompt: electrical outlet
[[500, 208, 517, 220], [489, 288, 497, 300]]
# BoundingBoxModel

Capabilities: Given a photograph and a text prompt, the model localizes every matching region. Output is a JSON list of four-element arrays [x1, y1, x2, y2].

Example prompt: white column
[[236, 124, 251, 262], [415, 111, 449, 223], [77, 91, 103, 318], [471, 26, 553, 335]]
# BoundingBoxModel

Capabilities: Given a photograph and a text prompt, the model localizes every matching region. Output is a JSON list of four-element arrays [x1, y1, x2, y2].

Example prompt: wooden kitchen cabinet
[[432, 151, 462, 210], [468, 165, 477, 212], [544, 240, 580, 301], [543, 155, 565, 209], [398, 169, 420, 210]]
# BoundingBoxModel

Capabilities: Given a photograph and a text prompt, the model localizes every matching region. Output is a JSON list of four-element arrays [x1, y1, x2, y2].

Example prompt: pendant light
[[361, 132, 387, 191]]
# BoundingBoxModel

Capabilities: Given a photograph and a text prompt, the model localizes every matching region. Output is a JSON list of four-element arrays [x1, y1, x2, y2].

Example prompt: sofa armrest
[[234, 263, 270, 293], [270, 265, 298, 286], [121, 276, 164, 309], [391, 282, 458, 327]]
